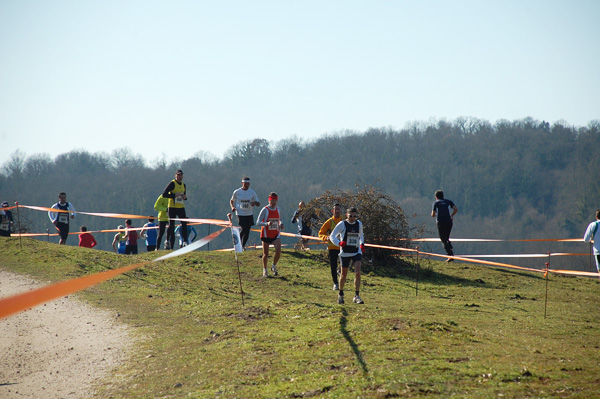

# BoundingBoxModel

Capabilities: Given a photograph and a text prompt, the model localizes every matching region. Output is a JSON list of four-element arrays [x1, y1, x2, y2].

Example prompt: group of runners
[[228, 176, 367, 304], [42, 169, 466, 305], [43, 168, 477, 305]]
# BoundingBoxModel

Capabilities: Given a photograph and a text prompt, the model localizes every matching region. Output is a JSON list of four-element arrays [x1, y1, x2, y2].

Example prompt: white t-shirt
[[584, 220, 600, 255], [230, 188, 260, 217]]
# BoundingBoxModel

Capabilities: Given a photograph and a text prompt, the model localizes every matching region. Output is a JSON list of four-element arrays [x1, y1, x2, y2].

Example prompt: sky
[[1, 0, 599, 167]]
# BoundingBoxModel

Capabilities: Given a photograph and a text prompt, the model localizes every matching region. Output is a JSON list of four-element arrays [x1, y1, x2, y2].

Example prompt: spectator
[[141, 216, 158, 252], [0, 201, 14, 237], [112, 225, 127, 254], [124, 219, 139, 255], [583, 209, 600, 276], [78, 226, 97, 248], [291, 200, 317, 250], [175, 223, 197, 248]]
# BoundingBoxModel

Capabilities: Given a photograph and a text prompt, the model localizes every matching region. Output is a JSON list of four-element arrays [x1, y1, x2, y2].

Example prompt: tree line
[[2, 117, 599, 270]]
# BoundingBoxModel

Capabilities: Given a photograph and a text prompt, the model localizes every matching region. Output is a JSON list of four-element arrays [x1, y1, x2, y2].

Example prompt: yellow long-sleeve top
[[154, 195, 170, 222], [318, 215, 343, 250]]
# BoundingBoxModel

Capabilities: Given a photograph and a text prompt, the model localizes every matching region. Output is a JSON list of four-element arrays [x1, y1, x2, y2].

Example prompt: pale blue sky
[[1, 0, 598, 166]]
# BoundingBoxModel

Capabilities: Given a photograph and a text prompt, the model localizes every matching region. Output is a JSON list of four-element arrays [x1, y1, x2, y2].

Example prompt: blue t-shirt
[[433, 199, 455, 222], [145, 223, 158, 246]]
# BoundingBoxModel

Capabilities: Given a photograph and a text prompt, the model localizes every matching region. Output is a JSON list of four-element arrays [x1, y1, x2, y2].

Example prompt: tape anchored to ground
[[0, 227, 227, 320]]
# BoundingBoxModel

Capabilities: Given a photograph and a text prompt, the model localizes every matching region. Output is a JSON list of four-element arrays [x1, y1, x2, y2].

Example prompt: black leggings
[[329, 249, 340, 284], [436, 220, 454, 255], [167, 208, 188, 248], [238, 215, 254, 247], [157, 221, 168, 249]]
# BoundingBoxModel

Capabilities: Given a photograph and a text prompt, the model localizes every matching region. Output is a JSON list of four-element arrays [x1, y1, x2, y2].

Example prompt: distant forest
[[2, 117, 599, 270]]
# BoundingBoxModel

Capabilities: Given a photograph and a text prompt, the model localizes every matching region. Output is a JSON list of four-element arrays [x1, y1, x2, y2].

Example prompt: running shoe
[[338, 294, 344, 304], [333, 283, 339, 291], [271, 264, 278, 276], [353, 295, 364, 304], [262, 268, 268, 278]]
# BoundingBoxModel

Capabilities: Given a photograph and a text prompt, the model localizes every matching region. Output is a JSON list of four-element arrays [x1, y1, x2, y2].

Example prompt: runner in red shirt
[[257, 192, 285, 277]]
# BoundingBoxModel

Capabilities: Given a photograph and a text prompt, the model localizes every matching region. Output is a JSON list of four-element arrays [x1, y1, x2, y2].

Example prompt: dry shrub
[[305, 184, 413, 273]]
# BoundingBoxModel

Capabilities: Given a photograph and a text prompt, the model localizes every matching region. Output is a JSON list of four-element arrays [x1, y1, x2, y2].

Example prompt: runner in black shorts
[[48, 192, 76, 245], [257, 192, 284, 277], [329, 207, 365, 304]]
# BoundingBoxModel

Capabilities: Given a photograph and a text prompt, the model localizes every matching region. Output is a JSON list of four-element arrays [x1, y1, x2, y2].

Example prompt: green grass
[[2, 237, 600, 398]]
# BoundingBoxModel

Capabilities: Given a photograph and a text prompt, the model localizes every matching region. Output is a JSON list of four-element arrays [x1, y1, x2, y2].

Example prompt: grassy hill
[[1, 237, 600, 398]]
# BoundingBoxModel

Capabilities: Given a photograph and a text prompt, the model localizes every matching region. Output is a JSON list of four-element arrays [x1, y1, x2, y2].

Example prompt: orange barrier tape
[[13, 204, 598, 278], [406, 238, 584, 242], [457, 253, 588, 258], [0, 262, 143, 319], [0, 227, 227, 320], [419, 251, 599, 278], [19, 204, 232, 227]]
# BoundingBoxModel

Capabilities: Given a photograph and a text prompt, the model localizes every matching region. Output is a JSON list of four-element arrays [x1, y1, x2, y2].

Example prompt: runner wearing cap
[[230, 176, 260, 249]]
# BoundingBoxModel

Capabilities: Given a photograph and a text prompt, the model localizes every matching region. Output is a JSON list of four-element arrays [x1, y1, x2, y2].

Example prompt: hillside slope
[[1, 237, 599, 398]]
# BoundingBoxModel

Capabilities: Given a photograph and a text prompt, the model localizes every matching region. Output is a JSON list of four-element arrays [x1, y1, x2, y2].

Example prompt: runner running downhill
[[329, 207, 365, 304]]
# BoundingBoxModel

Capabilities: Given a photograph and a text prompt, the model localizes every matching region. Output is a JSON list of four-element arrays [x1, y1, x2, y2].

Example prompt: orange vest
[[260, 207, 281, 239]]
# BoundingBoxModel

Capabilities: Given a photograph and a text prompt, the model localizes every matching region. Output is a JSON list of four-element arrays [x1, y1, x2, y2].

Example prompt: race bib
[[58, 213, 69, 224], [346, 233, 359, 247], [175, 196, 184, 204], [0, 221, 9, 231], [268, 218, 279, 231], [241, 200, 251, 210]]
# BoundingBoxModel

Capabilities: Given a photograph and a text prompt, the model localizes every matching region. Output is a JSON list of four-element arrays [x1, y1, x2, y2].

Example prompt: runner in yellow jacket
[[318, 203, 343, 290], [154, 194, 170, 250]]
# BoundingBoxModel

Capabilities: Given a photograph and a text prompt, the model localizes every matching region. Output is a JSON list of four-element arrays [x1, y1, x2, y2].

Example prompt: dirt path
[[0, 270, 134, 398]]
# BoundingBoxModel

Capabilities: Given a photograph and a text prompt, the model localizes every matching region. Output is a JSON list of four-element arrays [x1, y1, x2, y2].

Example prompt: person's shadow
[[339, 308, 369, 374]]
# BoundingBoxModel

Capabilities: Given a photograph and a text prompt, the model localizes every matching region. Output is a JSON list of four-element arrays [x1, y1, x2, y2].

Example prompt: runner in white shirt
[[230, 176, 260, 249], [329, 207, 365, 304], [48, 192, 76, 245], [583, 209, 600, 276]]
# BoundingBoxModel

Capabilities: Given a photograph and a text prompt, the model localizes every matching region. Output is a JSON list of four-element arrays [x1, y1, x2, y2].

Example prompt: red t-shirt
[[79, 232, 97, 248]]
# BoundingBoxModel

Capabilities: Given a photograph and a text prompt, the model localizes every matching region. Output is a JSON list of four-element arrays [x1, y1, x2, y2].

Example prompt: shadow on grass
[[286, 250, 316, 260], [339, 308, 368, 375]]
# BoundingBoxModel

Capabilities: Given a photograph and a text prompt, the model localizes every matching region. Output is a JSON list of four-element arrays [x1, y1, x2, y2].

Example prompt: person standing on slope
[[163, 169, 189, 250], [583, 208, 600, 276]]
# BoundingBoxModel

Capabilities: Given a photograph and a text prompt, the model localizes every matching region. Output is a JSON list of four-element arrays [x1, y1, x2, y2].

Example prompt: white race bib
[[268, 218, 279, 231], [58, 213, 69, 224], [346, 233, 359, 247]]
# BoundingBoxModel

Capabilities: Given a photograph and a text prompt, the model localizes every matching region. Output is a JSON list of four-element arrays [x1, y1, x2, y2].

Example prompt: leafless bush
[[305, 184, 414, 272]]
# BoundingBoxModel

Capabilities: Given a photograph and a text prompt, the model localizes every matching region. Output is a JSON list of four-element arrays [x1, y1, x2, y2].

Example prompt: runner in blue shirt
[[431, 190, 458, 262], [141, 217, 158, 252]]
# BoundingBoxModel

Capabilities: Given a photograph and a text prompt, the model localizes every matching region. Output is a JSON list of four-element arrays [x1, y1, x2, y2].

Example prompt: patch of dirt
[[0, 270, 134, 398]]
